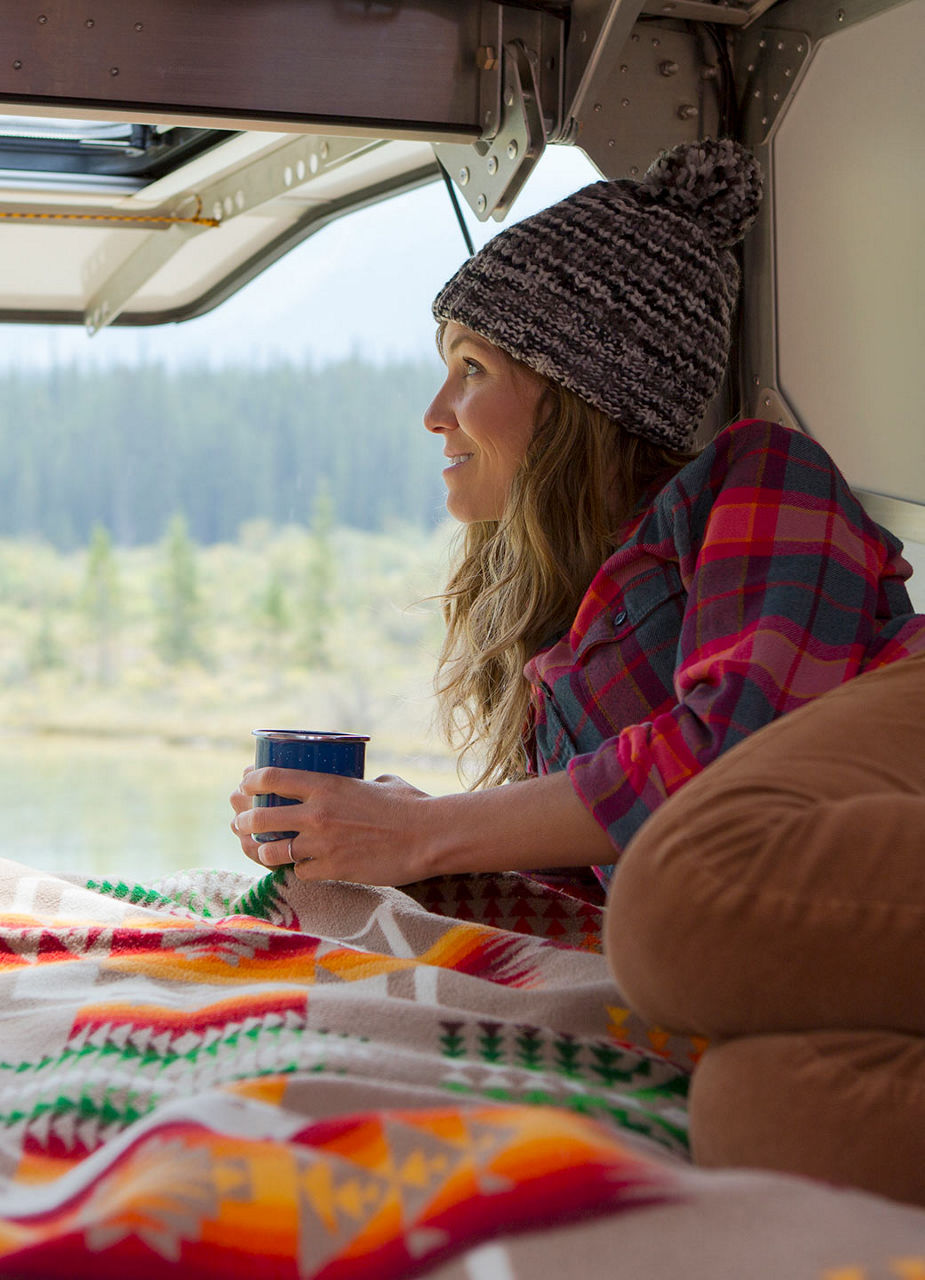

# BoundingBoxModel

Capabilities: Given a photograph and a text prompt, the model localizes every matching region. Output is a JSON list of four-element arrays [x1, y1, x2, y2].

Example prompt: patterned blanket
[[3, 860, 925, 1279], [0, 858, 699, 1278]]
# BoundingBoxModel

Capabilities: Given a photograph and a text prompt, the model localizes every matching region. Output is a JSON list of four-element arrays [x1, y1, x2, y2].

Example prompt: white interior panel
[[774, 0, 925, 503]]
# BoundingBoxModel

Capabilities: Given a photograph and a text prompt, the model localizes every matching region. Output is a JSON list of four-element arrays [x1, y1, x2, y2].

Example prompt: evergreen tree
[[155, 514, 205, 665], [26, 605, 64, 674], [261, 571, 289, 632], [81, 523, 121, 684], [298, 480, 337, 668], [257, 568, 290, 674]]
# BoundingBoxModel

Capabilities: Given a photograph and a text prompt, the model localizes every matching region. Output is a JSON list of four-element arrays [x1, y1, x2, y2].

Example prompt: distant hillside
[[0, 356, 446, 547]]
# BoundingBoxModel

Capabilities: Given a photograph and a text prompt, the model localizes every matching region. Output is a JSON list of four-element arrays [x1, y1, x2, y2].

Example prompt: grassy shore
[[0, 522, 464, 879]]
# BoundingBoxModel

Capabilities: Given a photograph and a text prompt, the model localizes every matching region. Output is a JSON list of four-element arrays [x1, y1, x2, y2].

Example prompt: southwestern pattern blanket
[[1, 858, 923, 1279]]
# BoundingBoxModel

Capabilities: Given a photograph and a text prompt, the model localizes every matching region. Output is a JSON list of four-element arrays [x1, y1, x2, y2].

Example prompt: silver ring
[[287, 838, 296, 864]]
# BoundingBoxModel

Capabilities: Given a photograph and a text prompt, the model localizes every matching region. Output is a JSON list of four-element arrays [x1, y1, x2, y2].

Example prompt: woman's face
[[424, 321, 545, 523]]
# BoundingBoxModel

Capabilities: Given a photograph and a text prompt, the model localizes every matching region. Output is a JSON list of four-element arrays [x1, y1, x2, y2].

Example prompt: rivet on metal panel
[[134, 22, 143, 31], [320, 142, 329, 160], [652, 37, 661, 46], [504, 89, 515, 107], [631, 32, 640, 42], [283, 166, 293, 187], [758, 37, 766, 47], [12, 60, 22, 70], [37, 14, 48, 24], [620, 64, 628, 73], [678, 104, 698, 120], [579, 29, 587, 42], [235, 190, 245, 210], [85, 18, 95, 28], [487, 155, 498, 175], [630, 166, 639, 175], [296, 159, 306, 181], [477, 194, 487, 213], [309, 152, 319, 174], [223, 196, 233, 216], [212, 203, 222, 221], [753, 376, 761, 386], [608, 138, 616, 147], [593, 102, 602, 112], [621, 97, 630, 107], [836, 8, 846, 19], [110, 66, 119, 76], [660, 61, 680, 76], [458, 167, 470, 185], [507, 139, 518, 160]]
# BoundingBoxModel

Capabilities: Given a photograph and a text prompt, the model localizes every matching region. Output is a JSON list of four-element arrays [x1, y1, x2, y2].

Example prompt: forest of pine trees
[[0, 355, 445, 548]]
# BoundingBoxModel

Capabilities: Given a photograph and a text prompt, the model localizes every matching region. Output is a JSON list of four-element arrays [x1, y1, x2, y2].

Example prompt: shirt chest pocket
[[568, 562, 687, 739]]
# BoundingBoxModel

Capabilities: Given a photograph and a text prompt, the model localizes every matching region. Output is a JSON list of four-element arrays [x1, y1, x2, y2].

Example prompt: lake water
[[0, 734, 459, 883]]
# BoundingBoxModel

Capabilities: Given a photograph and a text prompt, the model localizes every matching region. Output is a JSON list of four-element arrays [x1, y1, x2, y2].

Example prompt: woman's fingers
[[240, 766, 312, 802], [234, 800, 308, 841], [230, 766, 314, 856]]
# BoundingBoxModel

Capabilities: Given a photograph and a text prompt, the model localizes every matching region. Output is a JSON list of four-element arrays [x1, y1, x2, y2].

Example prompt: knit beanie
[[432, 138, 763, 451]]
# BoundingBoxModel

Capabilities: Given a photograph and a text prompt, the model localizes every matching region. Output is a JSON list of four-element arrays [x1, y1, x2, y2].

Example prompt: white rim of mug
[[251, 729, 370, 743]]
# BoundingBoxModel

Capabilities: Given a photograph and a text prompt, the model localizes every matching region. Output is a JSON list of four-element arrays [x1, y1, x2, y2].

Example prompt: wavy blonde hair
[[435, 369, 696, 789]]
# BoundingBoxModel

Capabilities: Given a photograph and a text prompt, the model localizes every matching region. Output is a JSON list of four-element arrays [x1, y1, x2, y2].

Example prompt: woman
[[230, 138, 925, 892]]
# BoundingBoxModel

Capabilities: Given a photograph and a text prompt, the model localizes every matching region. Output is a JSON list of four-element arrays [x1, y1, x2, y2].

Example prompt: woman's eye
[[462, 358, 481, 377]]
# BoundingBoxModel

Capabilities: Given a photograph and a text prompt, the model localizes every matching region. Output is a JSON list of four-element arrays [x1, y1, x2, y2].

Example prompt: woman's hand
[[229, 766, 437, 886], [230, 764, 615, 886]]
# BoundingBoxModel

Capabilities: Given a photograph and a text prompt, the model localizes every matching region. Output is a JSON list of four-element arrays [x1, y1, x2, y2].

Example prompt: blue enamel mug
[[251, 729, 369, 843]]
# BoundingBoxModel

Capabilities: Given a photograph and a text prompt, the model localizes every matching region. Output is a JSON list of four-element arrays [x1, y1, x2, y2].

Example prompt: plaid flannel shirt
[[524, 419, 925, 887]]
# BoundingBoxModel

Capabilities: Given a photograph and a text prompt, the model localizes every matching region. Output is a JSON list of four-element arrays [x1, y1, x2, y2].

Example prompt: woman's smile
[[443, 451, 474, 471]]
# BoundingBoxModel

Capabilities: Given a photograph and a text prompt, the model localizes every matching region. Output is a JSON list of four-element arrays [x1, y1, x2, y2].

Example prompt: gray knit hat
[[432, 138, 762, 450]]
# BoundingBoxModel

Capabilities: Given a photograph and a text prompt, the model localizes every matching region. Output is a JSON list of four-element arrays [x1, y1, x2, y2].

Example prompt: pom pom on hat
[[639, 137, 763, 249], [433, 138, 764, 451]]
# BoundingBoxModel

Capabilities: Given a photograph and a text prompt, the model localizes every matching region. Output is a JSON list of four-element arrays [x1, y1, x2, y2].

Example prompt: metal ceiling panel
[[0, 0, 483, 140]]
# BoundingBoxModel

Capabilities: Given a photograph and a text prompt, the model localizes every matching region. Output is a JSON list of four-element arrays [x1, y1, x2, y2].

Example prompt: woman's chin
[[444, 486, 504, 525], [445, 500, 495, 525], [444, 490, 474, 524]]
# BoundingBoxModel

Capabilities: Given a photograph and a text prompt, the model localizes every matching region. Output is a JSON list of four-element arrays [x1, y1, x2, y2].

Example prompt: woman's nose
[[423, 385, 454, 435]]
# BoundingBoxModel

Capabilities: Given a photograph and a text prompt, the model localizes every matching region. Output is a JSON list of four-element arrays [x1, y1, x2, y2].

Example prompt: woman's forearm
[[416, 769, 615, 878]]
